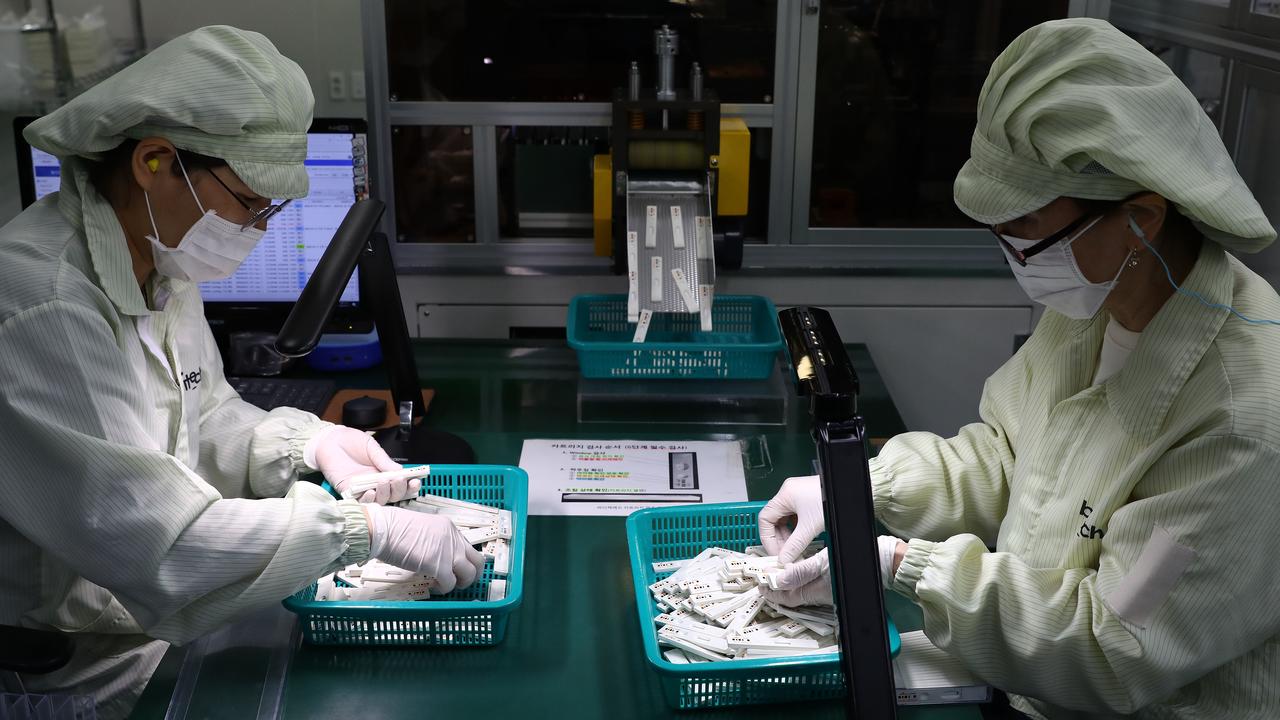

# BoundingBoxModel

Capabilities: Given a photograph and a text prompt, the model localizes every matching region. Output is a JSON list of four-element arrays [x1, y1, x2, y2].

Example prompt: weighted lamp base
[[374, 425, 476, 465]]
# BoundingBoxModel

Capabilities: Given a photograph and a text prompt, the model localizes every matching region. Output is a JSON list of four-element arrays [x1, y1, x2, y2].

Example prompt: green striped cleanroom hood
[[954, 18, 1274, 253]]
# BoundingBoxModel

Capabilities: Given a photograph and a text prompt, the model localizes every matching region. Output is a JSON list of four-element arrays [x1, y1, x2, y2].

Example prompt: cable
[[1130, 216, 1280, 327]]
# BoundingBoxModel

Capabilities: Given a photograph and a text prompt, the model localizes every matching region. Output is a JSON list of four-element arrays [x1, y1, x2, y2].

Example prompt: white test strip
[[462, 525, 501, 545], [658, 630, 729, 662], [668, 548, 722, 581], [361, 564, 420, 583], [650, 256, 663, 302], [482, 539, 511, 575], [656, 613, 729, 638], [412, 504, 494, 527], [649, 578, 677, 595], [695, 216, 712, 258], [626, 231, 640, 321], [339, 465, 434, 500], [488, 578, 507, 601], [775, 605, 837, 626], [633, 309, 653, 343], [793, 617, 834, 637], [315, 574, 337, 601], [689, 591, 735, 607], [728, 596, 765, 632], [705, 586, 759, 615], [645, 205, 658, 248], [660, 623, 730, 653], [727, 633, 820, 650], [414, 493, 499, 516], [670, 205, 686, 248], [653, 559, 689, 573], [698, 285, 713, 332], [742, 646, 838, 659], [663, 648, 691, 664], [679, 579, 716, 596], [671, 267, 697, 313], [777, 620, 808, 638], [707, 547, 750, 558], [738, 618, 788, 637]]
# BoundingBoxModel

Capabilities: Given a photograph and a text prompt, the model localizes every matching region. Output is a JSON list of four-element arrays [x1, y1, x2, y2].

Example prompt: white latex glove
[[363, 504, 485, 595], [761, 548, 832, 607], [757, 475, 825, 563], [877, 534, 903, 588], [760, 536, 905, 608], [308, 425, 415, 504]]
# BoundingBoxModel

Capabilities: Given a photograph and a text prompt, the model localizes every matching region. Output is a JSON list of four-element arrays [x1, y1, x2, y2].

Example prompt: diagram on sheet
[[519, 439, 747, 516]]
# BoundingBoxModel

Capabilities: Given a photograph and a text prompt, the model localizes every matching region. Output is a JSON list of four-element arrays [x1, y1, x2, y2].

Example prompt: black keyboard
[[228, 377, 337, 415]]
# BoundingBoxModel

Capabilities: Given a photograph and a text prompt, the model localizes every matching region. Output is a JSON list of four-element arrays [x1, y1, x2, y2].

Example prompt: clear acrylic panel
[[806, 0, 1069, 229], [1254, 0, 1280, 16], [1236, 85, 1280, 231], [390, 126, 476, 243], [384, 0, 778, 103]]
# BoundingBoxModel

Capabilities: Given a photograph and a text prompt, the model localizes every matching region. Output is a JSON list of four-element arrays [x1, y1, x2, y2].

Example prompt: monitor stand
[[375, 425, 476, 465]]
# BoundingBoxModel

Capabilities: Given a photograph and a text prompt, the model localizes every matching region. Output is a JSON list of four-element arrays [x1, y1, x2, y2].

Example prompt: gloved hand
[[877, 534, 904, 587], [758, 475, 825, 563], [308, 425, 415, 504], [363, 504, 485, 595], [760, 536, 905, 608]]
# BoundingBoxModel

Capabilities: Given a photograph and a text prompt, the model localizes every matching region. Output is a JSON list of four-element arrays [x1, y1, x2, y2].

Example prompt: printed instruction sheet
[[519, 439, 748, 516]]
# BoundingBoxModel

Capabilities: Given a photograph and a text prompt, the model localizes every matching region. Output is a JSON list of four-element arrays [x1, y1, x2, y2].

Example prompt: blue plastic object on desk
[[306, 330, 382, 371]]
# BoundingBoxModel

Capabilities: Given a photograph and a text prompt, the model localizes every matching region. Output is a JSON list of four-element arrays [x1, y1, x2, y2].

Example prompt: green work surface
[[134, 340, 983, 719]]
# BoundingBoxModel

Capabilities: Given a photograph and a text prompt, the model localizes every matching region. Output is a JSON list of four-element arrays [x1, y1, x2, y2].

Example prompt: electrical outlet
[[350, 70, 365, 100], [328, 70, 346, 100]]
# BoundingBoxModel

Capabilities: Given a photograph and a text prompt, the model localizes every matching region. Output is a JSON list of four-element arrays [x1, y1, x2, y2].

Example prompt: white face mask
[[1001, 216, 1133, 320], [144, 155, 264, 282]]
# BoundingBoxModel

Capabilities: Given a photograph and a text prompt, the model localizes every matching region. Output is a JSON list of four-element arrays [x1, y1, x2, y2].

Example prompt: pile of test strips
[[648, 544, 839, 663], [314, 491, 514, 603]]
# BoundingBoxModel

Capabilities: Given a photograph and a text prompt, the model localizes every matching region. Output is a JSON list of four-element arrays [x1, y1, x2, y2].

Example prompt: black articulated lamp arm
[[273, 197, 473, 464], [275, 198, 386, 358], [778, 306, 898, 719], [359, 230, 425, 421]]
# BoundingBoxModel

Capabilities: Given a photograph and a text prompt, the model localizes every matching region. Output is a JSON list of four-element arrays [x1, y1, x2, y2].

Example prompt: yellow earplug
[[147, 158, 160, 173]]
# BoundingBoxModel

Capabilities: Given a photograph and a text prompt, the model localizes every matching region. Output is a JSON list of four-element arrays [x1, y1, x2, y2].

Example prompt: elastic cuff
[[336, 499, 372, 565], [891, 538, 938, 598], [869, 456, 893, 516], [299, 422, 339, 472]]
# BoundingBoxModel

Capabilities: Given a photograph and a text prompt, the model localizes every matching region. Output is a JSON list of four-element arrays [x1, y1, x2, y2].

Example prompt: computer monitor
[[12, 117, 369, 333]]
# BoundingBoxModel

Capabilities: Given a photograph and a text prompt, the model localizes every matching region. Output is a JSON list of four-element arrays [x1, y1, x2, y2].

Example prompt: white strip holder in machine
[[625, 180, 714, 319], [627, 231, 640, 322]]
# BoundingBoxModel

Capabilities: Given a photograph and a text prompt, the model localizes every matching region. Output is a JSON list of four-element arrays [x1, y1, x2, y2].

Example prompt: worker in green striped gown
[[0, 26, 482, 719], [757, 18, 1280, 719]]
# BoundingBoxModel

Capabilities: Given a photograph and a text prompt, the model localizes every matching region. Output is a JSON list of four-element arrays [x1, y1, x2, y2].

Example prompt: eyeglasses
[[204, 168, 291, 231], [989, 201, 1121, 267]]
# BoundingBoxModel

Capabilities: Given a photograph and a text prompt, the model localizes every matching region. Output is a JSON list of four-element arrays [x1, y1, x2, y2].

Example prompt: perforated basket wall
[[567, 295, 782, 380]]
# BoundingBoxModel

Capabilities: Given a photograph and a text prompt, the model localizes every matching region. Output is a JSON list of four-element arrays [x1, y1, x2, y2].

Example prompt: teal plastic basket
[[566, 294, 783, 379], [626, 501, 900, 710], [283, 465, 527, 646]]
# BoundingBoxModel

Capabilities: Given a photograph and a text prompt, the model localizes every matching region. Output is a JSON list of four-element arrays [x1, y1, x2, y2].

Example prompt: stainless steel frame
[[357, 0, 1070, 272], [1222, 60, 1280, 165]]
